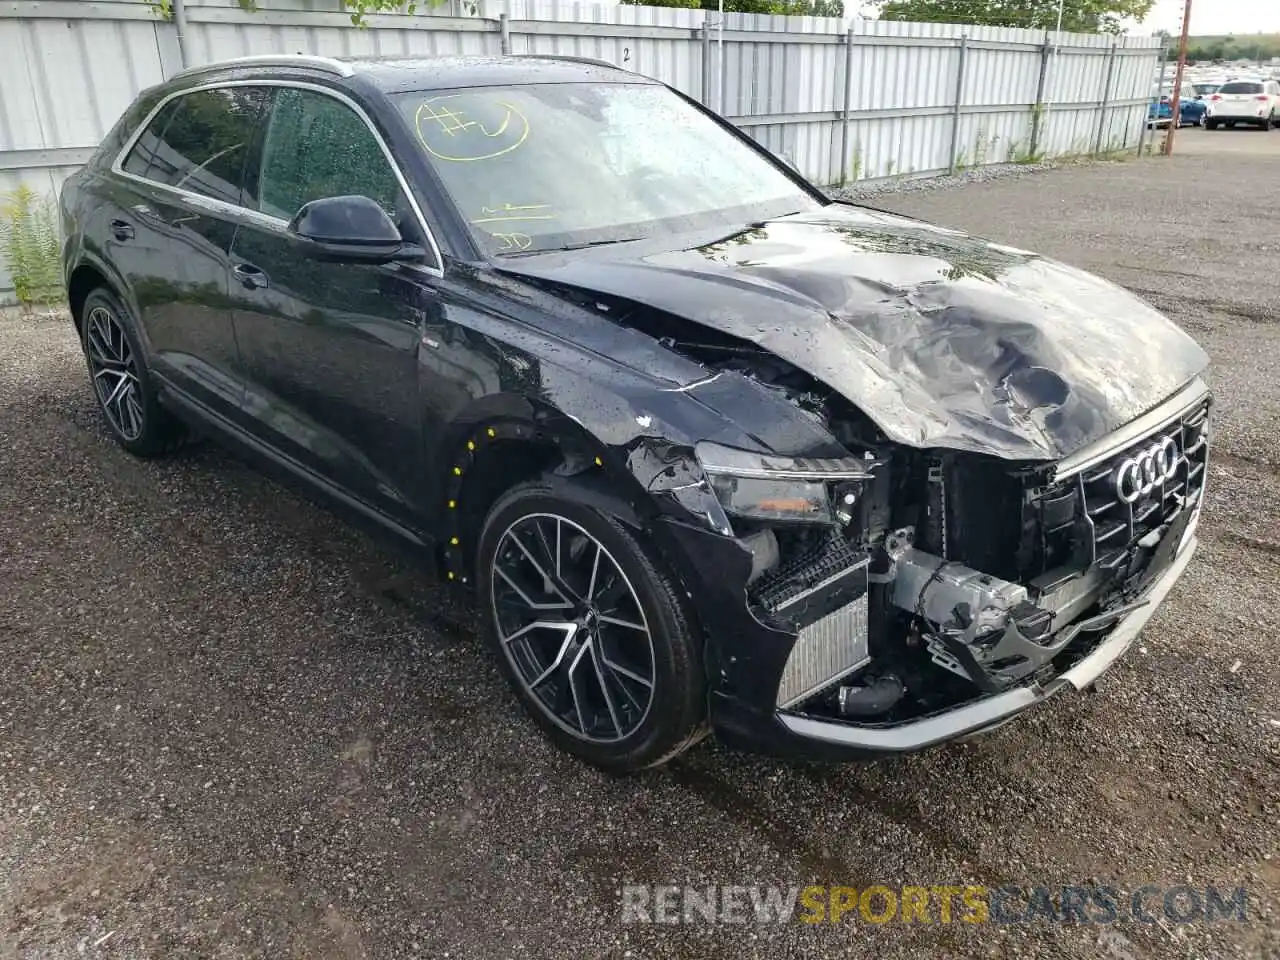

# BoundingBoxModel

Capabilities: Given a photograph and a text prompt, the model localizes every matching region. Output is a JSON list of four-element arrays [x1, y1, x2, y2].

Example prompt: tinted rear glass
[[122, 99, 181, 178], [125, 87, 269, 204], [1219, 82, 1264, 94]]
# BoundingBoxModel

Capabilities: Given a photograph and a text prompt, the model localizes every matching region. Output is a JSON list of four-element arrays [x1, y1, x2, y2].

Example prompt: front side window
[[255, 88, 403, 222], [121, 87, 268, 204], [393, 83, 815, 256]]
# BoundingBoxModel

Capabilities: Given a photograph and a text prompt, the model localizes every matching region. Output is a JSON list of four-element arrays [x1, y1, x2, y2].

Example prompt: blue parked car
[[1148, 83, 1208, 127]]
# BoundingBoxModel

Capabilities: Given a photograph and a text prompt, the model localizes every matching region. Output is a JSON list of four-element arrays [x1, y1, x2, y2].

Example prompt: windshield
[[394, 83, 816, 256], [1194, 83, 1220, 95], [1220, 81, 1264, 94]]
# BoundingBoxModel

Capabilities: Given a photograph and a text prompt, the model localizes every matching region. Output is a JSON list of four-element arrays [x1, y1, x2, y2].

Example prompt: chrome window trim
[[110, 79, 444, 278], [172, 55, 354, 81], [1052, 377, 1211, 482]]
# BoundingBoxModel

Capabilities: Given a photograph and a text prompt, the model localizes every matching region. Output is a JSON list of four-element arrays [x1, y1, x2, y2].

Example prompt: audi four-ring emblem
[[1113, 436, 1181, 504]]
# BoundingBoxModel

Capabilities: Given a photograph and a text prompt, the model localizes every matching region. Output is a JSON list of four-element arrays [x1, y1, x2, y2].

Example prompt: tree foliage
[[872, 0, 1154, 34], [148, 0, 448, 28], [1185, 34, 1280, 63], [625, 0, 842, 15], [151, 0, 843, 26]]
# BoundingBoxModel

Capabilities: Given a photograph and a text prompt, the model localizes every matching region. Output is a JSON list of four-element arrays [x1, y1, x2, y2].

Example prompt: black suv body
[[60, 54, 1211, 770]]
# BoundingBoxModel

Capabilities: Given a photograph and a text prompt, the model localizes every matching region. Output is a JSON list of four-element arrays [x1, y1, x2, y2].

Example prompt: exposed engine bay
[[647, 322, 1211, 727]]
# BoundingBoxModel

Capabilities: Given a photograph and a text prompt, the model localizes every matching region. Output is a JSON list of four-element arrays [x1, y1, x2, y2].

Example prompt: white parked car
[[1205, 79, 1280, 129]]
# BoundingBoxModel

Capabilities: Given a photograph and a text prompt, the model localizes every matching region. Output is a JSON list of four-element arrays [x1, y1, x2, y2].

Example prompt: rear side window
[[1219, 82, 1264, 94], [121, 87, 269, 204], [255, 87, 403, 221], [122, 99, 181, 178]]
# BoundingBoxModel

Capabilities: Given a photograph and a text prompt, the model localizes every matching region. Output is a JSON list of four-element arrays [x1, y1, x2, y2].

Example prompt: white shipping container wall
[[0, 0, 1161, 300]]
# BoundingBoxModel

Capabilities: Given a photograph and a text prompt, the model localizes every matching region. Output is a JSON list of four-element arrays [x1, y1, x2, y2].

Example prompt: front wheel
[[1206, 119, 1219, 130], [476, 480, 708, 771], [79, 288, 188, 457]]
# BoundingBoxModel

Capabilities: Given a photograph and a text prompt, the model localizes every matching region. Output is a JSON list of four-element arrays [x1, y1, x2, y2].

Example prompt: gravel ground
[[2, 136, 1278, 960]]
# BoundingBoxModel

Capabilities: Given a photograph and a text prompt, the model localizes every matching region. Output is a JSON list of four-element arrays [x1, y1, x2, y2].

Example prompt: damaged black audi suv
[[60, 54, 1210, 770]]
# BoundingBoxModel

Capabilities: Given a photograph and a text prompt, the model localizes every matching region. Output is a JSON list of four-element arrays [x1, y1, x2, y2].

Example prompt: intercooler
[[752, 541, 871, 709]]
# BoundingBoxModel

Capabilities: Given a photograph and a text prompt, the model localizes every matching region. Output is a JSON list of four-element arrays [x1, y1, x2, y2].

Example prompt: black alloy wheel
[[477, 481, 707, 770], [84, 303, 145, 442], [79, 289, 186, 457]]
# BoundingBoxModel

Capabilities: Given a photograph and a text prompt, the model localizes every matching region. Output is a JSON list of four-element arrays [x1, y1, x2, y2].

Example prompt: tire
[[79, 288, 189, 457], [476, 480, 708, 771], [1206, 119, 1219, 130]]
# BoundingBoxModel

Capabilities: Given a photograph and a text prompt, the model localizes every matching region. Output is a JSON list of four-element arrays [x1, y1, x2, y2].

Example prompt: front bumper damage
[[670, 496, 1202, 761], [748, 513, 1199, 758]]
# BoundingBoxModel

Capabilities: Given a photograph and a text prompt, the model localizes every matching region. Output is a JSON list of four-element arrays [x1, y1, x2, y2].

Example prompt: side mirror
[[288, 195, 424, 265]]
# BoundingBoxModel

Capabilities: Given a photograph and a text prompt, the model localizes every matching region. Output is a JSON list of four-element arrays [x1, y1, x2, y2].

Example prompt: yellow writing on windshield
[[414, 95, 530, 162], [490, 232, 534, 252], [471, 203, 555, 225]]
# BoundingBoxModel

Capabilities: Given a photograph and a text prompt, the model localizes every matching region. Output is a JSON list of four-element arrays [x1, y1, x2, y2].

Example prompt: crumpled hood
[[499, 204, 1209, 462]]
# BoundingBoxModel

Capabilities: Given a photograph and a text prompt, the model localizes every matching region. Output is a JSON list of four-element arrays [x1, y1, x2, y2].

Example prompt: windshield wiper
[[508, 236, 647, 256]]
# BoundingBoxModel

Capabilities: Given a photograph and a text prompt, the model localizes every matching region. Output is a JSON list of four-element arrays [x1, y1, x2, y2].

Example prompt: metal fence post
[[701, 15, 712, 107], [1137, 45, 1166, 158], [1029, 31, 1052, 159], [1093, 40, 1119, 155], [498, 13, 511, 55], [839, 28, 854, 185], [947, 35, 969, 175], [172, 0, 190, 69]]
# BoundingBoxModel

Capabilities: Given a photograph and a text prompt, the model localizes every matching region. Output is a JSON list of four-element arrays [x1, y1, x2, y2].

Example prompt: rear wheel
[[79, 288, 188, 457], [1206, 118, 1219, 130], [476, 480, 707, 771]]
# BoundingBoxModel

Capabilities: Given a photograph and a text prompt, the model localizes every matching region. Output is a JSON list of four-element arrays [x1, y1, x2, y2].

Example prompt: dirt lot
[[2, 138, 1278, 960]]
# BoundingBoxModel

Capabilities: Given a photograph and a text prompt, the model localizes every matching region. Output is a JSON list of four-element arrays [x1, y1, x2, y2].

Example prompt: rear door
[[227, 84, 444, 526], [112, 85, 270, 414]]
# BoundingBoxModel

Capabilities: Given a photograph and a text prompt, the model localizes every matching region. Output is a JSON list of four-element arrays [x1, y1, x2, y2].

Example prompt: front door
[[228, 84, 442, 527], [111, 85, 270, 415]]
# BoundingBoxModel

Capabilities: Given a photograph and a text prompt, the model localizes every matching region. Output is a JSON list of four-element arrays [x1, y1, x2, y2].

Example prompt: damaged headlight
[[695, 441, 874, 525]]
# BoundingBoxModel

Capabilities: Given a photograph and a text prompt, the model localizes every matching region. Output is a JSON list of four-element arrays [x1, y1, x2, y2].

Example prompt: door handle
[[233, 263, 269, 290], [109, 219, 134, 241]]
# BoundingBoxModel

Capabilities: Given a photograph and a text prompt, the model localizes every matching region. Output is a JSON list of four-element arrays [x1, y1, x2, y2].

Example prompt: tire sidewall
[[475, 484, 704, 771]]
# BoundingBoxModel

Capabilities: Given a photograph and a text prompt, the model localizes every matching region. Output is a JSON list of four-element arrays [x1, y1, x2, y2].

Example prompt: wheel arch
[[66, 253, 135, 336], [432, 393, 654, 585]]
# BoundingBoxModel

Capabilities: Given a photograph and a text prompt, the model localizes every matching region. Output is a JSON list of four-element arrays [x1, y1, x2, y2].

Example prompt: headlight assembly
[[695, 441, 874, 525]]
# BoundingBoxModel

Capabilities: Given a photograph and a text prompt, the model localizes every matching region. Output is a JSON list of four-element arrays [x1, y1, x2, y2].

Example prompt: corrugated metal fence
[[0, 0, 1161, 301]]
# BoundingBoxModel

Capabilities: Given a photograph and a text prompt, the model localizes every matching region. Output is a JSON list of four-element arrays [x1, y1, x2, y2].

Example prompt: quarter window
[[256, 88, 403, 222], [122, 99, 181, 178], [121, 87, 268, 204]]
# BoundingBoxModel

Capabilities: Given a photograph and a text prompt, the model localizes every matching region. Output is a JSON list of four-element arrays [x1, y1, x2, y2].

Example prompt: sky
[[1142, 0, 1280, 36]]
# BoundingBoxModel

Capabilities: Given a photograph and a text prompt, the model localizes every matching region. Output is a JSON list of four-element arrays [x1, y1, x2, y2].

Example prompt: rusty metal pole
[[1164, 0, 1193, 156]]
